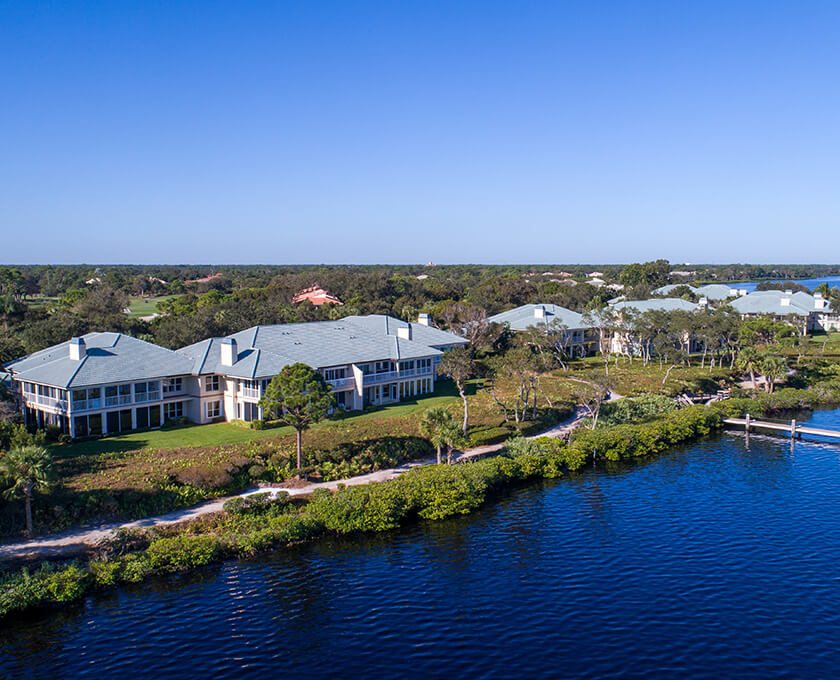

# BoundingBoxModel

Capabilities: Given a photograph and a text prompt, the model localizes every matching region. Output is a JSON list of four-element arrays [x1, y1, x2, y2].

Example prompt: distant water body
[[4, 408, 840, 679], [732, 275, 840, 293]]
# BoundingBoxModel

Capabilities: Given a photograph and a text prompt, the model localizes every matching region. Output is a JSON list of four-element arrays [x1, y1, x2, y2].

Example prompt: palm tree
[[420, 407, 453, 464], [736, 347, 761, 389], [759, 353, 788, 394], [0, 445, 53, 537], [419, 407, 465, 464]]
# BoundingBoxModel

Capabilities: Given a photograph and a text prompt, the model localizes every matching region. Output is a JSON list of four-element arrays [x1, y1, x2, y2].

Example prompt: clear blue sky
[[2, 1, 839, 264]]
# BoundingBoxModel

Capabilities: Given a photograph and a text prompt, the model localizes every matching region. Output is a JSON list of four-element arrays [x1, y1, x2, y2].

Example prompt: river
[[732, 275, 840, 293], [3, 409, 840, 679]]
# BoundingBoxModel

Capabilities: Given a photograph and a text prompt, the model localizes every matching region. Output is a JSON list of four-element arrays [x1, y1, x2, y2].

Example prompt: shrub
[[468, 426, 511, 447], [146, 535, 223, 572], [223, 497, 247, 515]]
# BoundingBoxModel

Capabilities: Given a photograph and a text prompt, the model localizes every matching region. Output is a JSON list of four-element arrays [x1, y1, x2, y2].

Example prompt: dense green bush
[[597, 394, 677, 426], [0, 562, 90, 617], [570, 406, 721, 462], [146, 535, 223, 572], [467, 426, 511, 447]]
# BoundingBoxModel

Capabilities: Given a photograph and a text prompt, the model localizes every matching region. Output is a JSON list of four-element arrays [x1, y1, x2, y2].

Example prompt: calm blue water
[[733, 275, 840, 292], [3, 409, 840, 679]]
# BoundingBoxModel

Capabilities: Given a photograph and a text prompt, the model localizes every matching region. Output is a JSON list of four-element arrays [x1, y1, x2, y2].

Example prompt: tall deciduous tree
[[437, 346, 474, 435], [259, 363, 336, 471], [0, 445, 53, 536]]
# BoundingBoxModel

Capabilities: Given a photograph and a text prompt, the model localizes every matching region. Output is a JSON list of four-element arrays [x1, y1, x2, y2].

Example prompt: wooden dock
[[723, 415, 840, 441]]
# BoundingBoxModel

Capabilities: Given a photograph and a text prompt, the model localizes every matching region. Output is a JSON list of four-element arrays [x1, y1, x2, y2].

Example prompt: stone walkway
[[0, 406, 591, 563]]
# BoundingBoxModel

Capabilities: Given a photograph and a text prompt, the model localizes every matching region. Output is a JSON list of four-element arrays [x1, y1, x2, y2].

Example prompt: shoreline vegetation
[[3, 383, 839, 621]]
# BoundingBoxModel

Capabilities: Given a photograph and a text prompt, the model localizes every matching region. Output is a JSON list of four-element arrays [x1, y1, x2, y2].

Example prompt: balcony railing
[[240, 387, 262, 400], [30, 395, 69, 410], [72, 398, 102, 411], [364, 370, 399, 384], [135, 391, 161, 403], [105, 394, 133, 407], [327, 377, 356, 390]]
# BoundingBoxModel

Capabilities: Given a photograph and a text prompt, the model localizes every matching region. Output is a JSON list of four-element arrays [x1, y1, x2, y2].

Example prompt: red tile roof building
[[292, 285, 343, 306]]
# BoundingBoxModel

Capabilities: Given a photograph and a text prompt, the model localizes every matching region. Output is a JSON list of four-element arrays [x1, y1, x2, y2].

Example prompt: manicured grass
[[125, 295, 178, 317], [56, 381, 464, 460]]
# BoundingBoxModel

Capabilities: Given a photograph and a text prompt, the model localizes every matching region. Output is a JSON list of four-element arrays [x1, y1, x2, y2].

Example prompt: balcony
[[365, 370, 399, 384], [72, 398, 102, 412], [30, 395, 69, 411], [327, 376, 356, 390], [105, 395, 133, 407], [135, 391, 161, 403]]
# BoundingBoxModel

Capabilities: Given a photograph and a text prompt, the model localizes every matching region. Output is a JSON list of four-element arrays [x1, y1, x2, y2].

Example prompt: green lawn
[[125, 295, 178, 317], [57, 381, 464, 458]]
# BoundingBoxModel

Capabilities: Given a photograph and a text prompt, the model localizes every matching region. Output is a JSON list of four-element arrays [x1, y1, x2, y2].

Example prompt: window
[[324, 368, 346, 381], [399, 361, 414, 371], [135, 382, 148, 401], [375, 361, 394, 373], [206, 401, 221, 419], [164, 401, 184, 421], [205, 375, 220, 392], [163, 377, 183, 394]]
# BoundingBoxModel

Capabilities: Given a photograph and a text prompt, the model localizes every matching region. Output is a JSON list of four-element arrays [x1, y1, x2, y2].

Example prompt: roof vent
[[69, 337, 86, 361], [220, 338, 237, 367]]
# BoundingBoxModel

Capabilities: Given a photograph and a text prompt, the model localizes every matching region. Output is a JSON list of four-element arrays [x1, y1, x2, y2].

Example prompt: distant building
[[730, 290, 840, 333], [487, 304, 595, 356], [185, 273, 223, 285], [653, 283, 742, 301], [292, 285, 343, 306]]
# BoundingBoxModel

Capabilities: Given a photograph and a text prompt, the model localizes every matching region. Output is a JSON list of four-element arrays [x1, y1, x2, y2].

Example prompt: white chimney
[[68, 337, 86, 361], [699, 296, 709, 307], [417, 313, 431, 327], [739, 289, 748, 296], [220, 338, 237, 366], [781, 296, 791, 307], [534, 305, 546, 319], [784, 289, 793, 295], [397, 324, 413, 341]]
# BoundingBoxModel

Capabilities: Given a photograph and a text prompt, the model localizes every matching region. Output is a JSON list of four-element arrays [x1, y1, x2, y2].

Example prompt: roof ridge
[[251, 348, 260, 379], [65, 354, 88, 388], [197, 338, 213, 374]]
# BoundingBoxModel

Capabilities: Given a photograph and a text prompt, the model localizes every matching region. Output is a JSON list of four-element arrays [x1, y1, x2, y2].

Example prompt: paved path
[[0, 406, 593, 563]]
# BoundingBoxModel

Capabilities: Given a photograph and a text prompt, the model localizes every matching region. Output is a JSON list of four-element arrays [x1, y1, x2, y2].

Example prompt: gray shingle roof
[[178, 316, 467, 380], [610, 298, 699, 313], [729, 290, 816, 316], [653, 283, 737, 300], [342, 315, 469, 349], [5, 316, 470, 388], [4, 333, 194, 389], [487, 304, 590, 331]]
